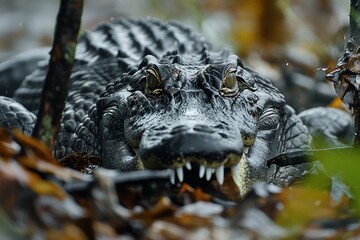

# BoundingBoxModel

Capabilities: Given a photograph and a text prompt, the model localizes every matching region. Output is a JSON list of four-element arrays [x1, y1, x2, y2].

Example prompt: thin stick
[[350, 0, 360, 145], [32, 0, 83, 147]]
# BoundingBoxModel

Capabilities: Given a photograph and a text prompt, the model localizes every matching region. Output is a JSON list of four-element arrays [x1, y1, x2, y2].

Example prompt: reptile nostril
[[193, 124, 214, 133], [170, 125, 190, 135], [153, 125, 167, 131], [218, 132, 228, 139]]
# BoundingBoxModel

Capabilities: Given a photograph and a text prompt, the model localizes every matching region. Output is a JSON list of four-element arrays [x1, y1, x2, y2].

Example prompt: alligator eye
[[146, 68, 163, 96], [220, 71, 239, 97]]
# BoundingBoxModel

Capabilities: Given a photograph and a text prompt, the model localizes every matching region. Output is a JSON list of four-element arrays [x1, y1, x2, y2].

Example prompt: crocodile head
[[96, 53, 285, 194]]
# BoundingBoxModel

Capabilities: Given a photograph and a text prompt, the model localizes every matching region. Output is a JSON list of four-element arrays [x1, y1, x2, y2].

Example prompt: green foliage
[[309, 147, 360, 214]]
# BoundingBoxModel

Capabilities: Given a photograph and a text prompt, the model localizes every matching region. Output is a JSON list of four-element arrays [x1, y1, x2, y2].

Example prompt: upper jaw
[[166, 147, 250, 186], [129, 121, 253, 187]]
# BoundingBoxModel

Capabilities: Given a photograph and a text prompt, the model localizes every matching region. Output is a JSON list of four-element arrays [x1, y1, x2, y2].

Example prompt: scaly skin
[[0, 18, 354, 195]]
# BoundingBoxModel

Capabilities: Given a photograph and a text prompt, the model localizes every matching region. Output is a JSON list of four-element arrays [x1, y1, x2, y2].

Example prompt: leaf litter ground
[[0, 129, 360, 239]]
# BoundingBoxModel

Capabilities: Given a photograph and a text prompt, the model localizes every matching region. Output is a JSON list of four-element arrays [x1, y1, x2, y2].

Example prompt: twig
[[267, 146, 354, 167], [32, 0, 83, 147], [326, 0, 360, 146], [350, 0, 360, 145]]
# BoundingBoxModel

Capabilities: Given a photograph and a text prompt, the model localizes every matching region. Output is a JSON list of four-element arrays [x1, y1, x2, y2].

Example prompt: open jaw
[[143, 147, 250, 186]]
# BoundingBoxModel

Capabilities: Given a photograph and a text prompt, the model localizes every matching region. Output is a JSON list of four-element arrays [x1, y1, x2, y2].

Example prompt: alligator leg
[[269, 106, 354, 186], [298, 107, 354, 147], [267, 106, 312, 186]]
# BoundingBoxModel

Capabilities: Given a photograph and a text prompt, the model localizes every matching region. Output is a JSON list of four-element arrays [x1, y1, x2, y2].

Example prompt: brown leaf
[[0, 158, 66, 199], [145, 220, 191, 240], [133, 197, 177, 226], [93, 221, 118, 238], [19, 156, 86, 182], [173, 213, 213, 229], [13, 129, 54, 163], [178, 183, 212, 202], [45, 224, 88, 240], [26, 170, 67, 199]]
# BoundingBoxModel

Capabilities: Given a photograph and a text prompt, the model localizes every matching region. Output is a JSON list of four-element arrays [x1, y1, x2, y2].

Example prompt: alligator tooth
[[215, 165, 224, 185], [206, 167, 213, 181], [185, 162, 192, 170], [176, 167, 184, 182], [169, 169, 175, 184], [244, 147, 250, 155], [231, 163, 240, 180], [199, 165, 206, 178]]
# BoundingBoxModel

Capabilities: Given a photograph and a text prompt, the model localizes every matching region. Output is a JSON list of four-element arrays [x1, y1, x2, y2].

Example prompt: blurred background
[[0, 0, 350, 111]]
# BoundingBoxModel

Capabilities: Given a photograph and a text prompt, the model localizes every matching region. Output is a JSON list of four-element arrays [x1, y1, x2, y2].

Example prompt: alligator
[[0, 18, 354, 195]]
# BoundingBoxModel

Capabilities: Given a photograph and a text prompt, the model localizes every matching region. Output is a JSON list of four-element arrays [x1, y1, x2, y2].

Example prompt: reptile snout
[[137, 122, 244, 184]]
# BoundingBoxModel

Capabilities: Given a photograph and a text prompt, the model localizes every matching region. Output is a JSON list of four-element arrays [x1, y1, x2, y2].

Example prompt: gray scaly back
[[55, 18, 229, 159]]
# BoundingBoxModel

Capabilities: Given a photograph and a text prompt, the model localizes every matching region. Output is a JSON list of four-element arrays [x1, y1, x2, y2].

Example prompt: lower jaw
[[164, 147, 252, 196], [152, 154, 252, 198], [230, 154, 253, 196]]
